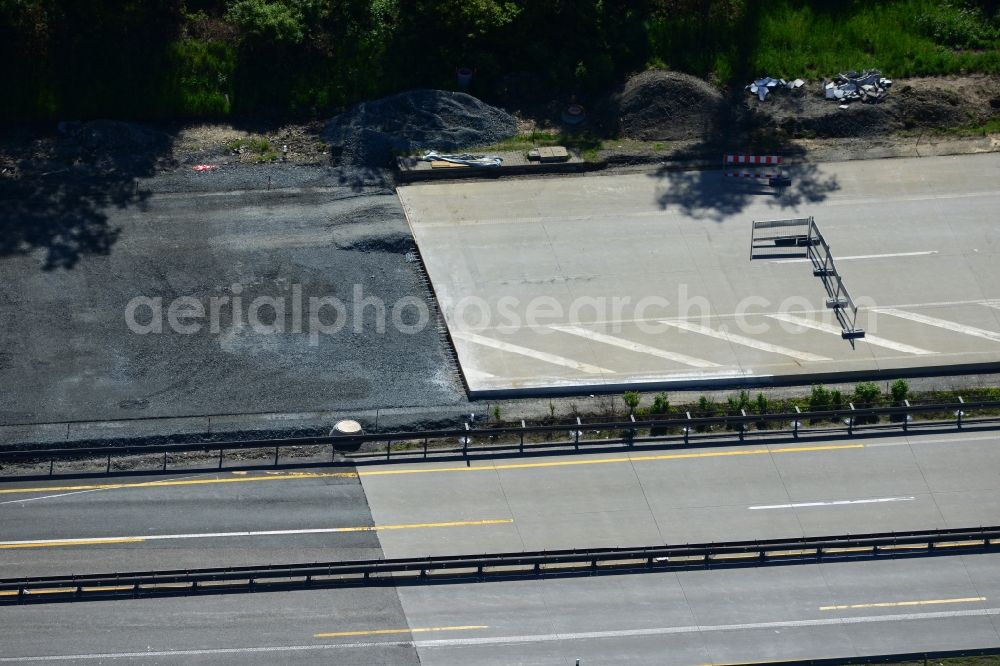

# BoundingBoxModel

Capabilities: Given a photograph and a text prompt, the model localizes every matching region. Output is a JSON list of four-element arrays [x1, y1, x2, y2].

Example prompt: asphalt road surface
[[2, 429, 997, 577], [400, 153, 1000, 395]]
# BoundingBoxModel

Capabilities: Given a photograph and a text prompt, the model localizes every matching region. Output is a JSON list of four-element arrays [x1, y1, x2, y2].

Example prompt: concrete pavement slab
[[399, 153, 1000, 395]]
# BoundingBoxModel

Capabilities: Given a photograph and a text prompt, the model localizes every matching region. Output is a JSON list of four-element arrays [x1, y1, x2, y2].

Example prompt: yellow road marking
[[0, 471, 356, 496], [315, 625, 488, 639], [0, 520, 512, 549], [352, 519, 513, 532], [0, 537, 145, 549], [356, 443, 865, 476], [820, 596, 986, 611], [0, 443, 864, 496]]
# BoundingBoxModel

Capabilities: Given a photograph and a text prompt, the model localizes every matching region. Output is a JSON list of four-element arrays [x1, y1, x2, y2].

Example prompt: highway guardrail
[[1, 526, 997, 604], [0, 400, 997, 478]]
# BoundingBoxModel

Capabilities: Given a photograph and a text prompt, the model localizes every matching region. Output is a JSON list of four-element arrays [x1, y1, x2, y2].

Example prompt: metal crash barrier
[[1, 526, 996, 604]]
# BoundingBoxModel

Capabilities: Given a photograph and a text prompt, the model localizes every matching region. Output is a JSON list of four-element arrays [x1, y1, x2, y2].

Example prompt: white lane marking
[[748, 497, 916, 510], [9, 607, 1000, 661], [0, 475, 203, 506], [552, 325, 721, 368], [766, 313, 935, 355], [770, 251, 938, 264], [874, 309, 1000, 343], [452, 331, 612, 374], [659, 321, 831, 362], [0, 520, 507, 547], [1, 489, 106, 506]]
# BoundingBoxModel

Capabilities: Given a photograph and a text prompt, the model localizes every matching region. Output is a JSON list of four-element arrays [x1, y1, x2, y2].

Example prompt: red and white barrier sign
[[723, 154, 782, 179]]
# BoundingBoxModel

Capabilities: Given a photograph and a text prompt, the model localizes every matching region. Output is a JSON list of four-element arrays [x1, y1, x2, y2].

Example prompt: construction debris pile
[[825, 70, 892, 104], [746, 76, 805, 101]]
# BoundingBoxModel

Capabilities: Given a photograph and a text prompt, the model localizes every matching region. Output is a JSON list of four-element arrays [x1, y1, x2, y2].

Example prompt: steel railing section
[[807, 217, 864, 342], [1, 526, 997, 604], [1, 401, 998, 474]]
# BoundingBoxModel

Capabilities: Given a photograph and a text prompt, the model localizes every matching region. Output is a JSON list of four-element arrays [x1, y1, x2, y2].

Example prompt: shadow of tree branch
[[650, 147, 840, 222], [0, 123, 171, 270]]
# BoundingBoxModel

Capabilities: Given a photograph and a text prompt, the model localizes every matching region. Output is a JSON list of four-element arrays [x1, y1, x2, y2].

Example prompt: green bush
[[623, 391, 640, 414], [648, 393, 670, 435], [854, 381, 883, 424], [890, 379, 910, 405], [225, 0, 309, 44], [161, 39, 235, 118], [809, 385, 832, 413], [854, 381, 882, 407], [916, 2, 998, 49], [755, 392, 770, 429]]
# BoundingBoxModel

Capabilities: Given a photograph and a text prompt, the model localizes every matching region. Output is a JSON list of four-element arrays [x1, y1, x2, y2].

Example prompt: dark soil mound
[[743, 86, 896, 139], [894, 85, 971, 129], [324, 89, 519, 167], [605, 70, 725, 141]]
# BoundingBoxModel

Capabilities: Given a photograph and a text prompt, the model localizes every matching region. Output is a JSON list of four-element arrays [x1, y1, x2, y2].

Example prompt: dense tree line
[[2, 0, 998, 121]]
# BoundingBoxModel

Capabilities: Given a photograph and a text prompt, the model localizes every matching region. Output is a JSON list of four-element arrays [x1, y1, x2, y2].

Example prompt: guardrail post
[[386, 439, 392, 461], [218, 448, 224, 469], [106, 453, 112, 474], [423, 436, 428, 459], [957, 396, 965, 430], [520, 420, 525, 454], [685, 412, 691, 445], [628, 414, 636, 448], [49, 459, 54, 477], [274, 445, 280, 466], [574, 417, 581, 450], [739, 409, 747, 442], [792, 406, 801, 439], [331, 442, 336, 462], [463, 423, 470, 459], [848, 403, 855, 437], [162, 451, 167, 471], [903, 400, 910, 433]]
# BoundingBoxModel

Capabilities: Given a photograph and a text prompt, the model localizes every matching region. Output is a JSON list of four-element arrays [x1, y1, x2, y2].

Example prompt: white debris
[[748, 76, 786, 101], [747, 76, 806, 101], [824, 70, 892, 104]]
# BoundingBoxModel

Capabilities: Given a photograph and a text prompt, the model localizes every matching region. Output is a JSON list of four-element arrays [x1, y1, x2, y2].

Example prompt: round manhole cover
[[333, 419, 363, 435]]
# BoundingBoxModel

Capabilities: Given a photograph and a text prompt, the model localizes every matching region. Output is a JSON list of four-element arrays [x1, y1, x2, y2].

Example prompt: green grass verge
[[649, 0, 1000, 81], [225, 136, 281, 162], [750, 0, 1000, 78]]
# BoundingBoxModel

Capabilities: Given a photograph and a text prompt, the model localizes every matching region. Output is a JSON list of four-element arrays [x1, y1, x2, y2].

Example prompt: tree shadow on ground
[[0, 122, 173, 270], [650, 143, 841, 222]]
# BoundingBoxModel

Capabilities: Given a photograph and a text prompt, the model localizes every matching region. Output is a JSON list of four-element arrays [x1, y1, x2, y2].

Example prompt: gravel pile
[[324, 89, 519, 167], [603, 70, 725, 141]]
